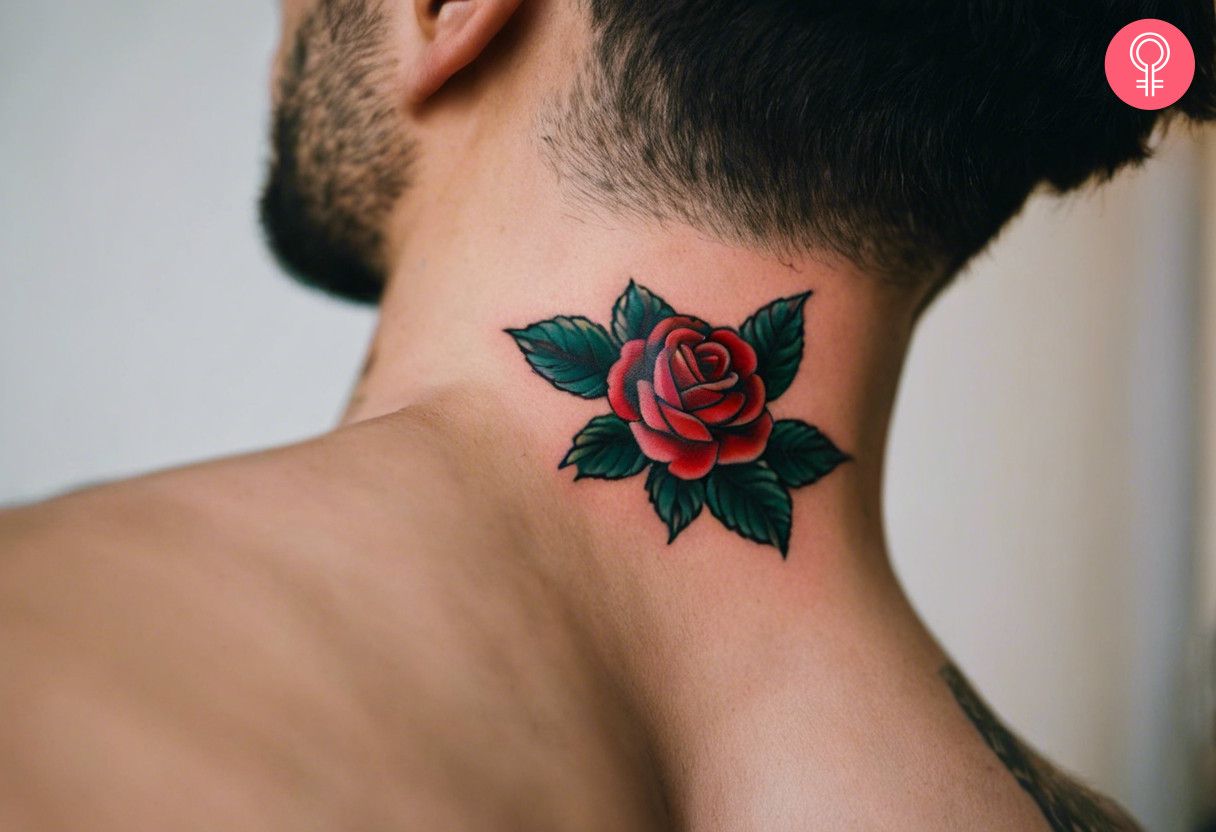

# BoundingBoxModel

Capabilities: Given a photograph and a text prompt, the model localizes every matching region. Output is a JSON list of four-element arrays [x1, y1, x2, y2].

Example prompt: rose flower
[[607, 316, 773, 480]]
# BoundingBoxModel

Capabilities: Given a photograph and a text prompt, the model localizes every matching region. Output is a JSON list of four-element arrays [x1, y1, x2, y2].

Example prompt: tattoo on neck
[[939, 664, 1141, 831], [506, 280, 849, 557]]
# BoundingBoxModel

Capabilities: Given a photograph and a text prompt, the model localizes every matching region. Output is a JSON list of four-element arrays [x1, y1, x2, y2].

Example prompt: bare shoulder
[[0, 411, 657, 830], [0, 405, 497, 572], [0, 406, 511, 688], [0, 411, 537, 828]]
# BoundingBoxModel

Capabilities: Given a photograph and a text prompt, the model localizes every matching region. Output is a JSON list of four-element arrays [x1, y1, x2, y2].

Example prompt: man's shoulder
[[0, 411, 472, 654], [0, 415, 579, 828], [0, 409, 490, 564], [0, 413, 520, 687]]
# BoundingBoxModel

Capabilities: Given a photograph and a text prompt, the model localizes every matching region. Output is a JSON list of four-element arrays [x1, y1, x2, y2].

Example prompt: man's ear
[[408, 0, 525, 103]]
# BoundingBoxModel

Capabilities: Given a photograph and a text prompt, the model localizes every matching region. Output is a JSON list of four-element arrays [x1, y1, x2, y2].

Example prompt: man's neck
[[332, 91, 924, 579], [345, 187, 917, 573]]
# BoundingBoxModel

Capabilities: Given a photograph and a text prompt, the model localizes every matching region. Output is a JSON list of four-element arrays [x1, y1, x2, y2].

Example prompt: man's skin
[[0, 0, 1144, 829]]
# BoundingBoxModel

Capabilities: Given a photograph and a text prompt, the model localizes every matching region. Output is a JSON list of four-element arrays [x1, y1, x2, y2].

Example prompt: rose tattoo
[[609, 317, 771, 480], [507, 281, 848, 556]]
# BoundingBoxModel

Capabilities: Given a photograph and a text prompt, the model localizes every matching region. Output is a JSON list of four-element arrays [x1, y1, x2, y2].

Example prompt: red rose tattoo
[[608, 316, 773, 480], [507, 281, 847, 556]]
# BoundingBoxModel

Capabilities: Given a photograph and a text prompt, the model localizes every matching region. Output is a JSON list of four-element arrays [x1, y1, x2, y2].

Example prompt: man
[[2, 0, 1213, 828]]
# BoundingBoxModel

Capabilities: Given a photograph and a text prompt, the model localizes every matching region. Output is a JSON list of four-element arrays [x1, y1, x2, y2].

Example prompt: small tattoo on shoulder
[[940, 664, 1142, 831], [506, 280, 849, 557]]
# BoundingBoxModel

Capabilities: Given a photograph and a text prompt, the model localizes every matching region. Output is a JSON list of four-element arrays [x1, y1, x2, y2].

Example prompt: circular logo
[[1106, 19, 1195, 110]]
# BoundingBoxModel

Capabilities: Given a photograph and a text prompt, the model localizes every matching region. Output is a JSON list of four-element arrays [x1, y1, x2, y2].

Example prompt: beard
[[259, 0, 415, 303]]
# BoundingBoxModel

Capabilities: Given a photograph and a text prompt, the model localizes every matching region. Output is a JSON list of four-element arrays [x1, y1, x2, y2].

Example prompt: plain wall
[[887, 135, 1205, 831], [0, 4, 1206, 829]]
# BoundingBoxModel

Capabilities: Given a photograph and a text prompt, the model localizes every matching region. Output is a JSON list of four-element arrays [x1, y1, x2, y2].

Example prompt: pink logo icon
[[1106, 19, 1195, 110]]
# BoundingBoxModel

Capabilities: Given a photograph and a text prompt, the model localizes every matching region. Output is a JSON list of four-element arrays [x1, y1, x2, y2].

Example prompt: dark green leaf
[[560, 415, 648, 480], [705, 462, 792, 556], [739, 291, 811, 401], [763, 420, 849, 488], [611, 280, 675, 345], [506, 316, 618, 398], [645, 464, 706, 543]]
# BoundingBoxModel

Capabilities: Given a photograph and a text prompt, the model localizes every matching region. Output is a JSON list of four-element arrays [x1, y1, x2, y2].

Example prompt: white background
[[1, 4, 1208, 829]]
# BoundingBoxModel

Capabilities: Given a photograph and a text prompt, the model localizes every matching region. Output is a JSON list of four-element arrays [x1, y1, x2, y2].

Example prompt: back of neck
[[347, 178, 919, 580]]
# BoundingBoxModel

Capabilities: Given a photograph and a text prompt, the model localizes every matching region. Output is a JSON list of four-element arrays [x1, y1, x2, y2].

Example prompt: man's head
[[260, 0, 1216, 302]]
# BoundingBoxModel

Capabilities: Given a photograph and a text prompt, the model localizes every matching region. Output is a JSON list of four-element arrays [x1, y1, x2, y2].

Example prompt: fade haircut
[[542, 1, 1216, 284]]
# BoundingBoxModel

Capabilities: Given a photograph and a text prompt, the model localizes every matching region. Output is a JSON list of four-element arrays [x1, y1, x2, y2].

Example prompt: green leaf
[[739, 291, 811, 401], [763, 420, 849, 488], [506, 316, 618, 398], [560, 415, 648, 480], [705, 462, 792, 556], [611, 280, 675, 345], [645, 464, 706, 543]]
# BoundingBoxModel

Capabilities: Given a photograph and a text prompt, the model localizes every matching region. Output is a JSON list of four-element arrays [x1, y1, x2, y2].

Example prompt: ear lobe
[[409, 0, 525, 104]]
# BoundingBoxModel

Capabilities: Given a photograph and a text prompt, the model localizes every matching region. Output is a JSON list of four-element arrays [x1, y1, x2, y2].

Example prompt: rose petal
[[630, 421, 717, 477], [682, 374, 739, 406], [607, 339, 646, 421], [729, 374, 766, 426], [669, 345, 700, 389], [709, 329, 758, 378], [682, 386, 725, 410], [659, 401, 713, 442], [653, 351, 682, 405], [636, 380, 671, 433], [646, 316, 708, 350], [679, 344, 705, 383], [663, 328, 707, 352], [716, 411, 774, 464], [694, 391, 745, 425], [667, 442, 719, 480], [693, 342, 731, 380]]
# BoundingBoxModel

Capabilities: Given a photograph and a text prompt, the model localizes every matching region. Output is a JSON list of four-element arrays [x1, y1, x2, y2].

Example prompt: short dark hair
[[543, 1, 1216, 284]]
